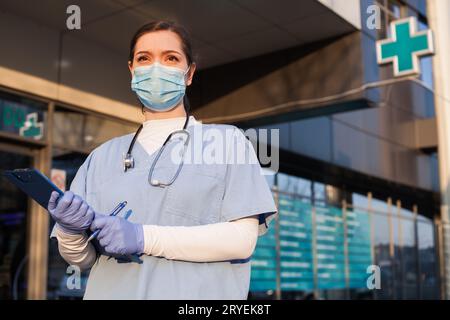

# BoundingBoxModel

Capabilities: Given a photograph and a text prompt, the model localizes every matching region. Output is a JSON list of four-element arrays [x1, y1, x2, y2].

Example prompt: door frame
[[26, 145, 51, 300]]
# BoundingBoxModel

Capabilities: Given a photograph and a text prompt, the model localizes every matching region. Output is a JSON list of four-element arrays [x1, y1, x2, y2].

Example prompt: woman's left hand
[[90, 214, 144, 256]]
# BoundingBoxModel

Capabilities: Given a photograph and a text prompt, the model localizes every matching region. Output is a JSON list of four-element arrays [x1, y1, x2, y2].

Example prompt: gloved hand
[[48, 191, 94, 234], [90, 214, 144, 256]]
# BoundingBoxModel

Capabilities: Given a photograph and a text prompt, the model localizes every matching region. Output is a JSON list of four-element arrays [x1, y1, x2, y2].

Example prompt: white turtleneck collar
[[137, 115, 200, 156]]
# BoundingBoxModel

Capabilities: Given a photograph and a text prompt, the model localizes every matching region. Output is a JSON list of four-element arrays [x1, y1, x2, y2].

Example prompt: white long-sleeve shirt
[[56, 116, 259, 270]]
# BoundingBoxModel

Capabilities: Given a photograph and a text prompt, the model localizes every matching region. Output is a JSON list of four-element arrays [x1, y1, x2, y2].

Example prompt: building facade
[[0, 0, 448, 299]]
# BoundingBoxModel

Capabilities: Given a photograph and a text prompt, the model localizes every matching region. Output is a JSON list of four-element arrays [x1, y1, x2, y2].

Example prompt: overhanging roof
[[0, 0, 359, 69]]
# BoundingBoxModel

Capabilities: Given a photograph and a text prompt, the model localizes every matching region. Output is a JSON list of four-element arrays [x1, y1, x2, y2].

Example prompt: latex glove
[[48, 191, 94, 234], [90, 214, 144, 256]]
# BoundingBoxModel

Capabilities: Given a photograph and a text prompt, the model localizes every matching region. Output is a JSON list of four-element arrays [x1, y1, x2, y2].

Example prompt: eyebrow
[[135, 50, 182, 56]]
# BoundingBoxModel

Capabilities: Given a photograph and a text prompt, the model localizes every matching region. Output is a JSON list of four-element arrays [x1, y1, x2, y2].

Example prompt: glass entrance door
[[0, 145, 32, 299]]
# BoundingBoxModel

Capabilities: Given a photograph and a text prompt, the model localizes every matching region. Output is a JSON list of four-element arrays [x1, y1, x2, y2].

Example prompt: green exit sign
[[376, 17, 434, 77]]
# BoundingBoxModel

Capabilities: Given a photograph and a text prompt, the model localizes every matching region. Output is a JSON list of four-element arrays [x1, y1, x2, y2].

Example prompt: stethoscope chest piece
[[123, 152, 135, 172], [150, 179, 161, 186]]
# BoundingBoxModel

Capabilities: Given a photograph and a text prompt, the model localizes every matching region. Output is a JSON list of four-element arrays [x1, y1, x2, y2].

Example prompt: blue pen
[[87, 201, 127, 242], [123, 209, 133, 220]]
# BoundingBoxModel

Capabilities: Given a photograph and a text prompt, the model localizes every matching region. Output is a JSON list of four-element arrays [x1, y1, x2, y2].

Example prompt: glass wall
[[0, 149, 32, 299], [249, 172, 441, 300], [53, 106, 137, 152], [417, 218, 440, 299]]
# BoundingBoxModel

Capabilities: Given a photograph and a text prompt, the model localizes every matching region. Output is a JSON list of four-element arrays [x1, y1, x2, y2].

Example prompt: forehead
[[134, 30, 183, 54]]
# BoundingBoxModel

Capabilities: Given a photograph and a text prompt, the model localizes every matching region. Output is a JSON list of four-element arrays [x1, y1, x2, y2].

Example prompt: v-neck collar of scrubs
[[130, 123, 198, 170]]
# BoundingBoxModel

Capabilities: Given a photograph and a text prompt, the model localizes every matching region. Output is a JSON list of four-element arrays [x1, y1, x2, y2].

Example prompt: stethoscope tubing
[[123, 111, 191, 188]]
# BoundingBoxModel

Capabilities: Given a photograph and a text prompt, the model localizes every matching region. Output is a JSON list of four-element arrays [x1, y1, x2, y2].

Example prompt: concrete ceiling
[[0, 0, 357, 69]]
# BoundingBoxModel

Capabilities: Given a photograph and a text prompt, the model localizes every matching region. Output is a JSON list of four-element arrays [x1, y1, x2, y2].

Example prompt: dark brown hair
[[129, 21, 195, 113]]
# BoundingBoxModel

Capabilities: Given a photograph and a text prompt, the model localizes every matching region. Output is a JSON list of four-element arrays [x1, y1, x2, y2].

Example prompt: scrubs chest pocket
[[162, 165, 224, 225]]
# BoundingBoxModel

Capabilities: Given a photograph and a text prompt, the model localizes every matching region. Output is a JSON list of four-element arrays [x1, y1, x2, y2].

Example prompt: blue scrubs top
[[52, 122, 277, 299]]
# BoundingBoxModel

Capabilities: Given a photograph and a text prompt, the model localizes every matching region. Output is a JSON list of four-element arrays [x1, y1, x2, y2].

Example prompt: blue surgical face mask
[[131, 62, 190, 112]]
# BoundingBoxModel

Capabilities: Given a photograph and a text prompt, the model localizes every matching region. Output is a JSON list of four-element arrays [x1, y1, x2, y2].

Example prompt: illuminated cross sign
[[376, 17, 434, 77], [19, 112, 43, 140]]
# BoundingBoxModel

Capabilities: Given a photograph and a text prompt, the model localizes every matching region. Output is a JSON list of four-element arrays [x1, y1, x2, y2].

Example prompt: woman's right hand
[[48, 191, 94, 234]]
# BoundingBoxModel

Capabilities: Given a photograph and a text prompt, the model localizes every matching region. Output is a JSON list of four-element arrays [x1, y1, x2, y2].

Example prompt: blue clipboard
[[2, 168, 64, 209], [2, 168, 143, 264]]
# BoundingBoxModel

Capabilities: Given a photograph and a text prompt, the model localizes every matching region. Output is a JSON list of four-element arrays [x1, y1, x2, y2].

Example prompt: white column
[[428, 0, 450, 300]]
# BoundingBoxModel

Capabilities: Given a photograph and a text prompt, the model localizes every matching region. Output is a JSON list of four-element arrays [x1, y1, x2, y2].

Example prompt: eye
[[137, 55, 149, 62], [167, 55, 179, 62]]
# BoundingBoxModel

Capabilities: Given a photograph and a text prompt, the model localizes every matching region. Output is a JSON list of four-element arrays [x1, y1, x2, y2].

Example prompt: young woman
[[49, 21, 277, 300]]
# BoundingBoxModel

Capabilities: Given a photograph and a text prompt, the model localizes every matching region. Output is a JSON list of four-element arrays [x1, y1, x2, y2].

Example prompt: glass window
[[313, 181, 325, 203], [371, 197, 389, 213], [280, 194, 314, 295], [250, 172, 440, 300], [0, 149, 32, 299], [372, 208, 393, 299], [386, 1, 402, 37], [417, 220, 439, 299], [277, 173, 312, 199], [418, 19, 434, 89], [347, 207, 373, 299], [53, 106, 137, 152], [400, 210, 418, 299], [390, 212, 402, 298], [352, 193, 369, 209], [376, 0, 404, 39]]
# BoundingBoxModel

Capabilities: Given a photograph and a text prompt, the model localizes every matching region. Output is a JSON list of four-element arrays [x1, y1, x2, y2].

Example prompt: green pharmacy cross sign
[[376, 17, 434, 77], [19, 112, 43, 140]]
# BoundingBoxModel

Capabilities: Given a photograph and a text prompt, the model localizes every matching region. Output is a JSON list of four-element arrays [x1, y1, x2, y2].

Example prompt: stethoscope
[[123, 112, 190, 187]]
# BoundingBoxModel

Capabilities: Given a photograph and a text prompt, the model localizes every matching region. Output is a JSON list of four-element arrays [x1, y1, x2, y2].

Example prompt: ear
[[185, 62, 196, 86], [128, 61, 133, 77]]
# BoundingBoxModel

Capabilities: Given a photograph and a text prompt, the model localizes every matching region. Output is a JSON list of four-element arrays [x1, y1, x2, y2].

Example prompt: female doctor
[[48, 21, 277, 300]]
